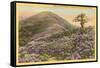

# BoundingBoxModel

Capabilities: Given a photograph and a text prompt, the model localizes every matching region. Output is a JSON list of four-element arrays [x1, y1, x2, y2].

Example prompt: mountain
[[19, 11, 76, 46]]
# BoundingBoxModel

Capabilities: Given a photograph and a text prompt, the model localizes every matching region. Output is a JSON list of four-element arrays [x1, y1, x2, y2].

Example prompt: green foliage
[[19, 21, 50, 46], [73, 13, 88, 29], [18, 12, 95, 63], [39, 54, 50, 61], [19, 26, 95, 62]]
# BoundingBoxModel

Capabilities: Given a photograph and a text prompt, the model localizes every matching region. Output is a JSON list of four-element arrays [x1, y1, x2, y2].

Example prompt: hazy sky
[[17, 3, 96, 26], [18, 3, 96, 16]]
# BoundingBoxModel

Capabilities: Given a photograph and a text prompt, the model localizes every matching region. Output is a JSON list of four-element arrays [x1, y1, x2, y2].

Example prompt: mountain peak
[[32, 11, 57, 18], [37, 11, 56, 15], [19, 11, 76, 46]]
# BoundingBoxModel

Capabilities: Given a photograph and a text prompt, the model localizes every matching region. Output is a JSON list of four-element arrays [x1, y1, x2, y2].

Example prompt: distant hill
[[19, 11, 76, 46]]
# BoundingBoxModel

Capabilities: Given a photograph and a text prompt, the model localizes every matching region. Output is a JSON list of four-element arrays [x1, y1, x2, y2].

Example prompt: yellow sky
[[17, 3, 96, 27]]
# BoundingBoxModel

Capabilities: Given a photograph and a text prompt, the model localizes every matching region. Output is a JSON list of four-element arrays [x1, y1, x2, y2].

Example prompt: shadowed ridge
[[19, 11, 77, 46]]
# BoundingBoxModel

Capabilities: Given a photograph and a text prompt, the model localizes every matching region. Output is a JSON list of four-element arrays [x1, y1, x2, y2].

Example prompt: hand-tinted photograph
[[11, 1, 97, 66]]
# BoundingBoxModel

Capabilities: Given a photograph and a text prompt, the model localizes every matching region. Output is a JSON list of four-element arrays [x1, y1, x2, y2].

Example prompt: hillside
[[18, 11, 95, 63], [19, 11, 76, 46]]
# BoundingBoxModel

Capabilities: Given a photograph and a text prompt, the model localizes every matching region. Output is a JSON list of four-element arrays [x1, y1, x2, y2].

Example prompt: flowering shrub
[[18, 26, 95, 63]]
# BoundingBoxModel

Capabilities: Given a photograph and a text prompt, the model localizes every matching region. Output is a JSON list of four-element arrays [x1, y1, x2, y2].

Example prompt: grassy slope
[[19, 11, 76, 46]]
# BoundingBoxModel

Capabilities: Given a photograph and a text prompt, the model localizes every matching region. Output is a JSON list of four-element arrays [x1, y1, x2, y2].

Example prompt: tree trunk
[[80, 22, 84, 28]]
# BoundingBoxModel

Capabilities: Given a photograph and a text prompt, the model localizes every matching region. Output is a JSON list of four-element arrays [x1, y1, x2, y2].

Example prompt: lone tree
[[73, 13, 88, 29]]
